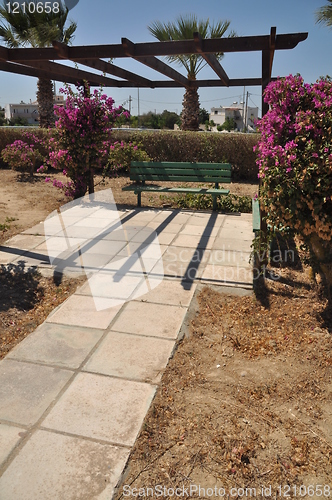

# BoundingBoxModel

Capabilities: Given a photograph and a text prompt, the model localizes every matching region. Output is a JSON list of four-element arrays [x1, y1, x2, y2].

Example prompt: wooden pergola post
[[258, 27, 277, 273], [261, 26, 276, 117]]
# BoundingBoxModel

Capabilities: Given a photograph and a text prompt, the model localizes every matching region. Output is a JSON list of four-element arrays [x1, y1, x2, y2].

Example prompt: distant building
[[210, 102, 259, 132], [4, 95, 66, 125], [5, 100, 39, 125]]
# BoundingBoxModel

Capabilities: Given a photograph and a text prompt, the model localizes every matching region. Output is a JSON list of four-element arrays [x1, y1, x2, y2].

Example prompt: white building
[[5, 95, 66, 125], [5, 100, 39, 125], [210, 102, 259, 132]]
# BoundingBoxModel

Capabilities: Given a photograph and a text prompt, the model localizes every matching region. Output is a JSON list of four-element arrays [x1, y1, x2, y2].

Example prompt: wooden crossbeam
[[1, 32, 307, 62], [52, 41, 154, 88], [122, 37, 190, 87], [193, 32, 229, 86], [0, 60, 83, 85], [15, 58, 122, 87]]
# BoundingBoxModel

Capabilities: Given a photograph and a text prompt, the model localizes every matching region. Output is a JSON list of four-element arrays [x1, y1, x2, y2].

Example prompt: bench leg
[[212, 195, 217, 211], [137, 192, 141, 207]]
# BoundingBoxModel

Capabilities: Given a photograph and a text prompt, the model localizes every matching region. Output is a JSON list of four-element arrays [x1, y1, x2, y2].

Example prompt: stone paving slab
[[208, 249, 251, 267], [0, 359, 73, 426], [110, 301, 187, 339], [201, 264, 253, 287], [135, 279, 196, 307], [83, 331, 175, 383], [0, 430, 130, 500], [42, 372, 156, 446], [0, 424, 25, 467], [4, 234, 46, 249], [7, 323, 104, 369], [47, 295, 123, 329]]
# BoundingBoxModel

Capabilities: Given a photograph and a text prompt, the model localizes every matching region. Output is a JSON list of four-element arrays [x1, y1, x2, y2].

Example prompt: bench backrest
[[130, 161, 232, 184]]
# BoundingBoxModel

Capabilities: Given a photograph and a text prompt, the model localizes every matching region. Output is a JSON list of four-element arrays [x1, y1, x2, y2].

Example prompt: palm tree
[[316, 0, 332, 28], [0, 1, 77, 128], [148, 14, 235, 131]]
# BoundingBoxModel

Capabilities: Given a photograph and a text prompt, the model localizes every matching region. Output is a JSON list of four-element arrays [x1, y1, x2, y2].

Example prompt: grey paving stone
[[208, 249, 252, 267], [180, 224, 220, 237], [21, 222, 45, 235], [136, 279, 196, 307], [4, 234, 45, 250], [0, 249, 25, 265], [110, 301, 186, 339], [217, 227, 254, 240], [171, 234, 214, 249], [0, 429, 130, 500], [212, 237, 253, 251], [147, 222, 184, 233], [46, 295, 123, 329], [42, 373, 156, 446], [83, 331, 175, 383], [0, 360, 72, 426], [0, 423, 26, 467], [162, 246, 210, 264], [7, 323, 104, 369], [200, 264, 253, 286]]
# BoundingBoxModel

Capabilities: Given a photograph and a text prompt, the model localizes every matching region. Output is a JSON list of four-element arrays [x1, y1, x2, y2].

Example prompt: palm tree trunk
[[181, 86, 200, 131], [37, 78, 55, 129]]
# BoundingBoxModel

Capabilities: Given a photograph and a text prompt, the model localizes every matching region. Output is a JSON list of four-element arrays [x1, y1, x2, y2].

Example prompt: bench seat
[[123, 161, 232, 210]]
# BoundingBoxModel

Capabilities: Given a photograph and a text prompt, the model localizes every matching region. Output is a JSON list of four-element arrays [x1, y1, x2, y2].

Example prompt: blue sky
[[0, 0, 331, 116]]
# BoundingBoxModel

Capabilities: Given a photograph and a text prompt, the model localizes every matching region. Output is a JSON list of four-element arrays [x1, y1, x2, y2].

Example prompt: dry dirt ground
[[114, 270, 332, 497], [2, 169, 332, 495]]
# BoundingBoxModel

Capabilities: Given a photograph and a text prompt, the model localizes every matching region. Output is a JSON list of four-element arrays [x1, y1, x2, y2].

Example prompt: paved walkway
[[0, 207, 253, 499]]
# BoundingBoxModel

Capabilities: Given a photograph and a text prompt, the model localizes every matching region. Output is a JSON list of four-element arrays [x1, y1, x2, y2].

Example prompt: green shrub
[[164, 191, 252, 213], [1, 128, 260, 181], [106, 141, 150, 174], [111, 130, 259, 181]]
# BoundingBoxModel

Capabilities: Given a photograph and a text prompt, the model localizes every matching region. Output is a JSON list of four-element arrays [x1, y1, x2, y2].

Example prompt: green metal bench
[[122, 161, 232, 211]]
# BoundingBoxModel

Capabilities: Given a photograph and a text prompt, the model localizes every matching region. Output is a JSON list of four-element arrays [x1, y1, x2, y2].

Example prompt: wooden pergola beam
[[0, 60, 84, 85], [122, 37, 190, 87], [15, 58, 122, 87], [2, 32, 307, 62], [193, 32, 229, 87], [52, 41, 154, 88]]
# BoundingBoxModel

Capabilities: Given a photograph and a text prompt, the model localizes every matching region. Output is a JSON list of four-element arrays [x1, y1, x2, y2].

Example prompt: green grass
[[0, 217, 17, 232]]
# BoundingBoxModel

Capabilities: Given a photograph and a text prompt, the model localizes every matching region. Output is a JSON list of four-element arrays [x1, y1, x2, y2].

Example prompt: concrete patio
[[0, 206, 253, 499]]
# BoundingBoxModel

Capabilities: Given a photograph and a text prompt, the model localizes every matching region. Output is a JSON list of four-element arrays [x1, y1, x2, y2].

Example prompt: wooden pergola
[[0, 27, 308, 115]]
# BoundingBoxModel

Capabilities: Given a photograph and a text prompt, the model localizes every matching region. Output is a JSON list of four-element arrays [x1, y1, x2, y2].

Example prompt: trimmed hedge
[[112, 130, 260, 181], [0, 128, 260, 181]]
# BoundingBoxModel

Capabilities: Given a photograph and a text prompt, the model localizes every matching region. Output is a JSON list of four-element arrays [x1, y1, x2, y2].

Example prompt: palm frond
[[316, 0, 332, 27], [148, 13, 235, 79], [0, 1, 76, 47]]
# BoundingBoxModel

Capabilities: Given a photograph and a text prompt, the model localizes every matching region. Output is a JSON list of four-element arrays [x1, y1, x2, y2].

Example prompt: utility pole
[[128, 95, 132, 115], [242, 86, 245, 131], [137, 88, 140, 128], [244, 91, 249, 133]]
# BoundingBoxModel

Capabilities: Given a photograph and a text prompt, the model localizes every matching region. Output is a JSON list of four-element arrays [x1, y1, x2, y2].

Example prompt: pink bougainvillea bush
[[255, 74, 332, 286], [44, 83, 129, 198], [1, 132, 45, 176]]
